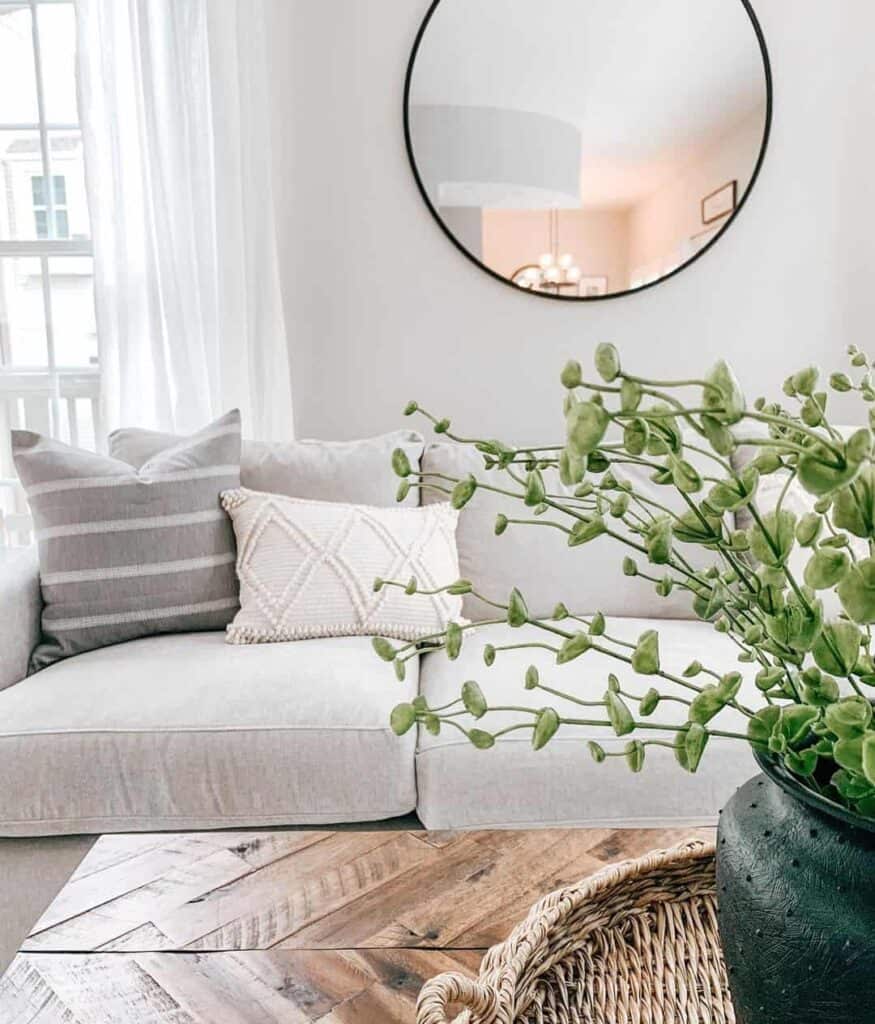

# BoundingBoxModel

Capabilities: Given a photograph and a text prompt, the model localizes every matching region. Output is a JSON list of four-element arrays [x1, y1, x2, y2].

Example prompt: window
[[0, 0, 97, 545], [32, 173, 70, 238]]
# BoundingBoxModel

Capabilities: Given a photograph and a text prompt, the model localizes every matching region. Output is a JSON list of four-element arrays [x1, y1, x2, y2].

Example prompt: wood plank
[[0, 951, 481, 1024]]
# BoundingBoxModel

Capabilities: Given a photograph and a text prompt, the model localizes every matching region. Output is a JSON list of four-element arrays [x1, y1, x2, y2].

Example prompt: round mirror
[[405, 0, 771, 301]]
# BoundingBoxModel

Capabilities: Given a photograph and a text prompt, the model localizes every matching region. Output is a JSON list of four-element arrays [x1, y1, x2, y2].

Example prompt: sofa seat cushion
[[417, 618, 758, 829], [0, 633, 416, 836]]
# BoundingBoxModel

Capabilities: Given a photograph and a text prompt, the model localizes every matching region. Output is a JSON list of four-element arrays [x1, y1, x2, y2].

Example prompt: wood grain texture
[[1, 827, 714, 1022]]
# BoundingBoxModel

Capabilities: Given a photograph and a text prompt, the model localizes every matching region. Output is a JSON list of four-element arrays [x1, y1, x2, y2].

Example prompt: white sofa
[[0, 434, 764, 972]]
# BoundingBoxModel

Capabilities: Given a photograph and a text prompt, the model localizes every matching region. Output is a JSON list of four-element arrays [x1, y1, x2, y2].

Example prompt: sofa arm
[[0, 547, 41, 691]]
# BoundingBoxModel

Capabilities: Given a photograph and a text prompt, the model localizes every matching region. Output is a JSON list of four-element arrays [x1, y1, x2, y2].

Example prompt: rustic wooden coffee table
[[0, 826, 713, 1022]]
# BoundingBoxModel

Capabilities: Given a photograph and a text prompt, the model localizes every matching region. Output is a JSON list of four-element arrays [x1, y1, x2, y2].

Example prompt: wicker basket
[[417, 840, 734, 1024]]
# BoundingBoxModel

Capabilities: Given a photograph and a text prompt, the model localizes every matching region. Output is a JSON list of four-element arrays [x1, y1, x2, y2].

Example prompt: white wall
[[267, 0, 875, 442]]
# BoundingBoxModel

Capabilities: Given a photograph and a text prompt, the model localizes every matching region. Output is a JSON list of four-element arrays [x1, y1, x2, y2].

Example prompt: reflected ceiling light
[[512, 209, 581, 293]]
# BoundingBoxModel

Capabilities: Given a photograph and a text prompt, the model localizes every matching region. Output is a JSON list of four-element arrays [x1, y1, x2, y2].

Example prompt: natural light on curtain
[[74, 0, 293, 440]]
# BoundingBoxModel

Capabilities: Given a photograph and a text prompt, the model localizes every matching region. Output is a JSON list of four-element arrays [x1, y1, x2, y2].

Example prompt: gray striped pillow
[[13, 410, 241, 670]]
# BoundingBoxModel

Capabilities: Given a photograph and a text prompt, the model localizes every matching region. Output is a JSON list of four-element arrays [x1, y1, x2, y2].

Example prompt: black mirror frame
[[403, 0, 773, 303]]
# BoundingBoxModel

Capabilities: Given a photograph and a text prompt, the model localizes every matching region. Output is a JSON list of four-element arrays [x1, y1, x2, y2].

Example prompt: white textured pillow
[[220, 488, 465, 643]]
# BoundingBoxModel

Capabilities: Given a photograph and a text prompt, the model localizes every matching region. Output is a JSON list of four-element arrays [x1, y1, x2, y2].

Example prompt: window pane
[[48, 130, 89, 239], [54, 209, 69, 238], [34, 209, 48, 238], [0, 257, 49, 367], [36, 2, 78, 124], [0, 129, 44, 240], [0, 6, 39, 124], [48, 256, 97, 367]]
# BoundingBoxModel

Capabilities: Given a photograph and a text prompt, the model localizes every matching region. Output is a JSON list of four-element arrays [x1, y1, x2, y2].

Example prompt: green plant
[[373, 345, 875, 820]]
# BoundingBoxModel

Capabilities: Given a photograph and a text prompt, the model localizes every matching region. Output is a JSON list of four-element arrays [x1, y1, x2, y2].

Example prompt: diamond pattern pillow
[[220, 488, 465, 643]]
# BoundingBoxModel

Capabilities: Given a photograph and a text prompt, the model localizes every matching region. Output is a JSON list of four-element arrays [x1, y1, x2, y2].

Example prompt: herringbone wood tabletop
[[0, 826, 714, 1022]]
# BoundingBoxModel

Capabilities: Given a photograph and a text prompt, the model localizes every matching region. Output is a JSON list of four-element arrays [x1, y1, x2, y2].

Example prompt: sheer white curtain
[[75, 0, 293, 439]]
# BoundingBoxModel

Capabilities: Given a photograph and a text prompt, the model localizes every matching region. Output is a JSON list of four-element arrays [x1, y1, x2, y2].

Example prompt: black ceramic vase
[[716, 754, 875, 1023]]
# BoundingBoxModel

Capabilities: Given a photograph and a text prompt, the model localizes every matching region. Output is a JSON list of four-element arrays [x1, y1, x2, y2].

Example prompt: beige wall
[[626, 106, 767, 285], [482, 208, 630, 295]]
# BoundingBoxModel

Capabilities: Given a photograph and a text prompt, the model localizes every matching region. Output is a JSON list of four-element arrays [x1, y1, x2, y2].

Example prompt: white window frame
[[0, 0, 98, 433]]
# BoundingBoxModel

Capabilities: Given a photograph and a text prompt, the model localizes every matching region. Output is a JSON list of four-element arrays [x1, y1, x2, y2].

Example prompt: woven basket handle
[[417, 972, 498, 1024]]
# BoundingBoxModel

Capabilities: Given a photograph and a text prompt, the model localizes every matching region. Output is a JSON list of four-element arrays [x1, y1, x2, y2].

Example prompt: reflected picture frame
[[701, 180, 738, 225]]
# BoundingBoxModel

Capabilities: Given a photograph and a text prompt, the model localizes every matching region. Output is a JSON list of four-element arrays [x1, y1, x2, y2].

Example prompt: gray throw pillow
[[109, 428, 425, 506], [13, 410, 242, 670]]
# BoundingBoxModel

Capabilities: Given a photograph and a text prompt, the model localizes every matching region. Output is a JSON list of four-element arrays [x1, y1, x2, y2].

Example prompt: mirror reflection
[[406, 0, 770, 299]]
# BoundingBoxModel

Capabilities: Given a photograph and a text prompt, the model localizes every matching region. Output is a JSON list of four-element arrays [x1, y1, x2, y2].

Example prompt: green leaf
[[461, 680, 487, 718], [631, 630, 660, 674], [797, 440, 864, 497], [424, 714, 441, 736], [625, 739, 645, 772], [802, 672, 840, 708], [824, 697, 872, 739], [391, 448, 412, 478], [863, 733, 875, 786], [568, 516, 607, 546], [446, 621, 463, 660], [778, 705, 819, 747], [622, 557, 638, 577], [785, 748, 819, 776], [566, 401, 609, 456], [507, 588, 529, 627], [624, 418, 649, 456], [832, 467, 875, 539], [837, 558, 875, 624], [556, 631, 593, 664], [791, 365, 819, 396], [748, 706, 781, 751], [703, 359, 745, 424], [532, 708, 560, 750], [494, 514, 509, 536], [372, 637, 397, 662], [620, 378, 642, 412], [748, 510, 797, 568], [588, 741, 607, 763], [639, 688, 660, 716], [558, 449, 586, 486], [393, 658, 407, 682], [589, 612, 606, 636], [815, 618, 864, 675], [834, 736, 864, 774], [483, 644, 496, 667], [524, 470, 546, 507], [795, 512, 822, 547], [707, 468, 759, 512], [669, 456, 702, 494], [689, 686, 726, 725], [390, 703, 416, 735], [645, 517, 673, 565], [594, 343, 621, 382], [524, 665, 539, 690], [801, 393, 827, 427], [804, 547, 850, 590], [700, 414, 735, 456], [683, 660, 703, 678], [467, 729, 495, 750], [684, 723, 709, 772], [403, 400, 419, 416], [832, 768, 874, 801], [560, 360, 583, 389], [605, 691, 635, 736], [451, 475, 477, 509], [447, 579, 473, 595], [830, 372, 853, 392]]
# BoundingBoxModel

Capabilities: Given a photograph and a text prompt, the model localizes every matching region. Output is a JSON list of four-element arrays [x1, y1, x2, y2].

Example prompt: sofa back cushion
[[421, 440, 712, 621], [13, 410, 241, 670], [110, 429, 424, 506]]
